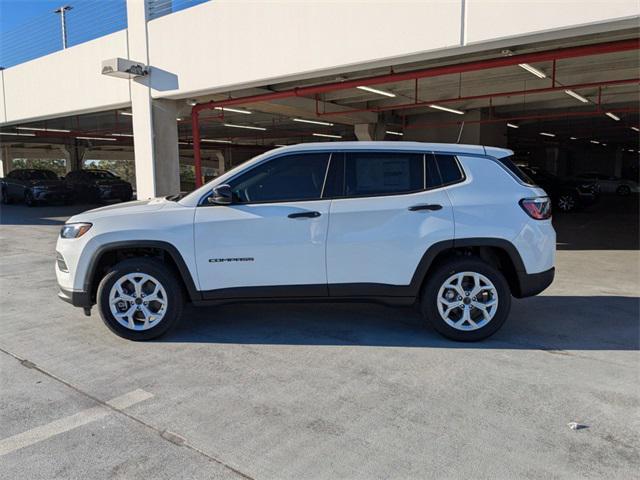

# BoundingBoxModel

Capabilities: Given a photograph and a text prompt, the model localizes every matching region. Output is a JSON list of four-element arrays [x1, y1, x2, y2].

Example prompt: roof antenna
[[456, 121, 465, 143]]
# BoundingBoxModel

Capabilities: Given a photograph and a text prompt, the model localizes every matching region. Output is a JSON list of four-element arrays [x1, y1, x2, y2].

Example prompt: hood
[[67, 197, 169, 223], [30, 179, 66, 188]]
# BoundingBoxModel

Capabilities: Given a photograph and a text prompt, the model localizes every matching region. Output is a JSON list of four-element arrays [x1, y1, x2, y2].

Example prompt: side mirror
[[209, 184, 232, 205]]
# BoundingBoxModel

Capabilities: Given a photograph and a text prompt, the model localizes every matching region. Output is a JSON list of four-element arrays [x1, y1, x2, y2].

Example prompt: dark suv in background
[[1, 169, 74, 206], [519, 166, 599, 212], [64, 169, 133, 204]]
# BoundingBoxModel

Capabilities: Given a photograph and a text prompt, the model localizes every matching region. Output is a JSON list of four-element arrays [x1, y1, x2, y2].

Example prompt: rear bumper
[[515, 267, 555, 298], [58, 287, 92, 308]]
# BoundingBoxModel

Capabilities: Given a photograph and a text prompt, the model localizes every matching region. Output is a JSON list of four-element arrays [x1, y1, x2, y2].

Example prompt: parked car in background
[[575, 172, 639, 196], [519, 166, 599, 212], [1, 169, 74, 206], [64, 169, 133, 204]]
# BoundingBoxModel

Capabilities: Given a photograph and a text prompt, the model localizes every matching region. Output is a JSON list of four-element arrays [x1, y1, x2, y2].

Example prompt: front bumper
[[515, 267, 555, 298], [58, 286, 93, 308], [33, 190, 74, 202]]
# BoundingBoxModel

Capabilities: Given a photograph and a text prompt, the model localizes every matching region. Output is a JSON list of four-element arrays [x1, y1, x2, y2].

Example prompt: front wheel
[[1, 188, 10, 204], [616, 185, 631, 196], [420, 257, 511, 341], [97, 258, 184, 340], [556, 192, 577, 212], [24, 190, 36, 207]]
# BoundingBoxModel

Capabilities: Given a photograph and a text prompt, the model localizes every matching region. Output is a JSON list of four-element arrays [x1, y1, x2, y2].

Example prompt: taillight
[[520, 197, 552, 220]]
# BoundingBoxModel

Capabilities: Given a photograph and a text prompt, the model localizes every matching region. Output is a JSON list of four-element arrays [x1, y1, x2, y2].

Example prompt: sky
[[1, 0, 67, 33]]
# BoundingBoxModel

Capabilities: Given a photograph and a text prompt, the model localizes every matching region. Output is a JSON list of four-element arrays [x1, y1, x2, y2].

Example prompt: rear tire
[[420, 257, 511, 341], [97, 258, 184, 341], [24, 191, 36, 207], [617, 185, 631, 196]]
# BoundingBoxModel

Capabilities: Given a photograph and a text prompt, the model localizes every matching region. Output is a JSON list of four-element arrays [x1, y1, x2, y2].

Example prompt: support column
[[127, 0, 180, 199], [0, 144, 12, 177], [354, 123, 386, 141]]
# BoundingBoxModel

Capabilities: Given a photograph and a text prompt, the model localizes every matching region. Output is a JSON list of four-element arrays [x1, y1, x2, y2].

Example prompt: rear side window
[[434, 154, 464, 185], [493, 155, 534, 184], [344, 152, 424, 197]]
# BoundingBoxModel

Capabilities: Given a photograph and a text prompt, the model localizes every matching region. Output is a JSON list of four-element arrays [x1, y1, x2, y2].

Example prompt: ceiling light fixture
[[215, 107, 252, 115], [518, 63, 547, 79], [201, 139, 233, 143], [312, 133, 342, 139], [119, 111, 133, 116], [570, 137, 577, 140], [507, 123, 519, 129], [605, 112, 620, 121], [385, 130, 404, 136], [111, 133, 133, 137], [631, 127, 639, 132], [223, 123, 266, 131], [0, 132, 36, 137], [539, 132, 555, 137], [628, 149, 635, 152], [590, 140, 600, 144], [429, 104, 465, 115], [356, 85, 396, 97], [564, 90, 589, 103], [293, 118, 334, 126], [602, 143, 607, 146], [76, 136, 117, 141], [16, 127, 71, 133]]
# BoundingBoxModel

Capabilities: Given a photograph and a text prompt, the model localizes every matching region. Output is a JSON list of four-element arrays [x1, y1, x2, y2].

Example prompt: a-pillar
[[127, 0, 180, 199]]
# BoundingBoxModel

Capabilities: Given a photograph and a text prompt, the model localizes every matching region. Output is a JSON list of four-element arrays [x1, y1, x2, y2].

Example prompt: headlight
[[60, 222, 92, 239]]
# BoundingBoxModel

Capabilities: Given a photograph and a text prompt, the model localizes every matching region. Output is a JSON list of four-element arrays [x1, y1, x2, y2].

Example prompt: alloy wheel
[[109, 273, 168, 331], [437, 271, 499, 331], [557, 194, 575, 212]]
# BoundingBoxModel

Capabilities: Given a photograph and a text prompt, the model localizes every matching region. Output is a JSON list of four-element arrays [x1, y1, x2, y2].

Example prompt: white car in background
[[575, 172, 639, 196]]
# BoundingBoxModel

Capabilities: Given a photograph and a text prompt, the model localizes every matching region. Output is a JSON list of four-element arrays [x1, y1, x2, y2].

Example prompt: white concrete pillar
[[127, 0, 180, 199], [354, 123, 386, 141], [0, 145, 12, 177]]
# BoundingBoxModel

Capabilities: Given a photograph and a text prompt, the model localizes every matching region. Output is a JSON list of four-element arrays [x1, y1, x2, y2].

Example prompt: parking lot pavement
[[1, 197, 638, 479]]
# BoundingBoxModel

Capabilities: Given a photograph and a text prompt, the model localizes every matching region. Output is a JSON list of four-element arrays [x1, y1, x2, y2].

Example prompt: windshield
[[28, 170, 58, 180], [85, 170, 117, 179]]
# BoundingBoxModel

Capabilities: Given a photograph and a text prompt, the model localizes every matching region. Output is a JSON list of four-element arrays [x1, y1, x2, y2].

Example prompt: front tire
[[1, 188, 10, 204], [420, 257, 511, 341], [97, 258, 184, 340], [616, 185, 631, 196], [24, 190, 36, 207]]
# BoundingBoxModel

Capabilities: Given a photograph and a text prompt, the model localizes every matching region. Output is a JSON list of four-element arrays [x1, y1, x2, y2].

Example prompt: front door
[[194, 152, 332, 298]]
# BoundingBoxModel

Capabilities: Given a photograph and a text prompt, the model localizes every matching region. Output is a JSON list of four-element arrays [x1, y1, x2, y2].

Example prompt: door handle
[[288, 211, 321, 219], [408, 204, 443, 211]]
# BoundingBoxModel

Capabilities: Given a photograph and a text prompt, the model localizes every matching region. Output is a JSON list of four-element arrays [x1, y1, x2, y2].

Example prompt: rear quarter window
[[493, 155, 534, 185]]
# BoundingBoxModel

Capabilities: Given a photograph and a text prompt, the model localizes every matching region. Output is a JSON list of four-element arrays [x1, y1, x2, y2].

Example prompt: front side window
[[344, 152, 424, 197], [228, 153, 330, 203]]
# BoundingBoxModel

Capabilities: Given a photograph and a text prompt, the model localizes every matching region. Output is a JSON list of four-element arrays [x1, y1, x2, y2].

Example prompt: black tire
[[97, 258, 184, 341], [420, 257, 511, 342], [1, 187, 10, 205], [24, 190, 36, 207], [616, 185, 631, 196], [556, 192, 577, 212]]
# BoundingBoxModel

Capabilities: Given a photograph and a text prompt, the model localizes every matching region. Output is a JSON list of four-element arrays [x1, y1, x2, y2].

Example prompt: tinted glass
[[26, 170, 58, 180], [344, 152, 423, 197], [85, 170, 116, 179], [492, 155, 533, 184], [7, 170, 18, 179], [425, 154, 442, 188], [228, 153, 330, 203], [323, 153, 345, 198], [434, 154, 464, 185]]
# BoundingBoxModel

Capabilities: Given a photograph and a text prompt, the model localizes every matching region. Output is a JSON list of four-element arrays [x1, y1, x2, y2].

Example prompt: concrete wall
[[1, 30, 130, 124], [0, 0, 638, 124]]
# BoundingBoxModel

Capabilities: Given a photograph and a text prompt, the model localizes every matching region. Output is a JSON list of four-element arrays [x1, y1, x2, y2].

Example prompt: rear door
[[194, 152, 332, 297], [325, 151, 455, 294]]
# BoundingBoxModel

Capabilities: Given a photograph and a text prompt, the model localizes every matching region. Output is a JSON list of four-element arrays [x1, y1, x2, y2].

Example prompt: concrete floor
[[0, 196, 638, 479]]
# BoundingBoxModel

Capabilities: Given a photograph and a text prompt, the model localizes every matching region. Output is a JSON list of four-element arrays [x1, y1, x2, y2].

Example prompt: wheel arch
[[410, 238, 527, 298], [85, 240, 201, 303]]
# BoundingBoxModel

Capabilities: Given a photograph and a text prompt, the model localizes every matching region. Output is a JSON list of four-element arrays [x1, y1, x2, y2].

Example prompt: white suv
[[56, 142, 555, 341]]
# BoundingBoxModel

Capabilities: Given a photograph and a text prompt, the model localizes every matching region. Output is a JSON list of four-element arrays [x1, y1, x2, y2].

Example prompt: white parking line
[[0, 389, 153, 457]]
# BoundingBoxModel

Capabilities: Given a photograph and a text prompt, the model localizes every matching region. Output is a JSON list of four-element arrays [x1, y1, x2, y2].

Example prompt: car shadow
[[160, 295, 639, 351]]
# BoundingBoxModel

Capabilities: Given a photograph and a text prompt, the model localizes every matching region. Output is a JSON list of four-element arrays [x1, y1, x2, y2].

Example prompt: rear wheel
[[556, 192, 577, 212], [616, 185, 631, 196], [420, 257, 511, 341], [97, 258, 184, 340]]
